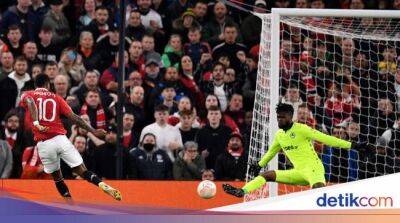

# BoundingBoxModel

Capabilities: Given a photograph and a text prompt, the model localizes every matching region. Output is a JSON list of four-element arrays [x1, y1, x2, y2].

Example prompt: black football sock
[[55, 179, 71, 198], [82, 171, 102, 186]]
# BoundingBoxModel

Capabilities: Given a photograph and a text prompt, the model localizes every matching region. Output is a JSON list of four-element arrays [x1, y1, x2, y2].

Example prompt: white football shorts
[[37, 135, 83, 174]]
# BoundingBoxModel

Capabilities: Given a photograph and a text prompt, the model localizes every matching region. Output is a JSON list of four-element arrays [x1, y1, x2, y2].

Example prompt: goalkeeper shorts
[[275, 165, 326, 187]]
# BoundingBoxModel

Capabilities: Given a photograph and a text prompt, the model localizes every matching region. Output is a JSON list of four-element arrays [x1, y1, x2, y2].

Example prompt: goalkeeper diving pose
[[223, 103, 372, 197]]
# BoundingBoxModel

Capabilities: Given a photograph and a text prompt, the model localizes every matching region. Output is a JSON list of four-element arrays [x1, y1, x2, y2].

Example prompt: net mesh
[[246, 13, 400, 201]]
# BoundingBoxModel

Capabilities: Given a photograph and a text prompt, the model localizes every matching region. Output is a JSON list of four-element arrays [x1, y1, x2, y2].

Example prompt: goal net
[[246, 9, 400, 201]]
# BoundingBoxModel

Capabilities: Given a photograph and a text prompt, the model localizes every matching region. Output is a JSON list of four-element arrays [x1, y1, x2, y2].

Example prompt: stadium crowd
[[0, 0, 399, 183]]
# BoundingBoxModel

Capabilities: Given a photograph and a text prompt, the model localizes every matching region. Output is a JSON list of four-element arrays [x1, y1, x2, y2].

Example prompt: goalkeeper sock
[[55, 179, 71, 197], [83, 171, 102, 186], [242, 176, 267, 194]]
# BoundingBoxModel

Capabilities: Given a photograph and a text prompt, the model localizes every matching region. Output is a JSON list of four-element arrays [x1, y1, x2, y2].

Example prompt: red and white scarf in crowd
[[80, 104, 106, 130]]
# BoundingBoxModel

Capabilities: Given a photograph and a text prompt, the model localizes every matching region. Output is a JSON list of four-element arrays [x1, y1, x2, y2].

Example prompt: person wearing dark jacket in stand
[[173, 141, 205, 180], [195, 106, 232, 169], [128, 133, 172, 180], [215, 132, 248, 181], [93, 124, 130, 179]]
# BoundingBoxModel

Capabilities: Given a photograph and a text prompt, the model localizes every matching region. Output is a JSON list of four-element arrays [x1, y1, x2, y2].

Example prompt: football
[[197, 180, 217, 199]]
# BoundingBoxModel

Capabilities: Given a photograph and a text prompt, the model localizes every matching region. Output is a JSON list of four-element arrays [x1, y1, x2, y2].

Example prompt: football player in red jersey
[[21, 74, 122, 201]]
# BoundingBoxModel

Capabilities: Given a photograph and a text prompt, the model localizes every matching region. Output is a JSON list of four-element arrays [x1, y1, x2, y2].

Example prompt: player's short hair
[[154, 104, 169, 113], [276, 103, 294, 116], [35, 74, 50, 88]]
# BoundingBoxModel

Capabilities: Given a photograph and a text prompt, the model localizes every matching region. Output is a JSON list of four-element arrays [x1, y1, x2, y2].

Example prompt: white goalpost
[[246, 8, 400, 201]]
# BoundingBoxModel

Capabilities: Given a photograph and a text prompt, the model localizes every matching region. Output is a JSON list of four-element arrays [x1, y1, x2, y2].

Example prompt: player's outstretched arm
[[66, 112, 106, 138], [302, 124, 351, 149], [24, 97, 48, 132], [258, 136, 281, 168]]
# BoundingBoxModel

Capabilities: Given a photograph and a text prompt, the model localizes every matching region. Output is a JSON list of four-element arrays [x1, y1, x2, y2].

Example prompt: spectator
[[0, 111, 31, 178], [215, 132, 247, 181], [144, 52, 163, 89], [0, 139, 13, 178], [212, 24, 247, 73], [161, 34, 183, 69], [31, 63, 43, 78], [324, 82, 357, 127], [170, 96, 200, 127], [173, 141, 205, 180], [36, 25, 58, 63], [31, 0, 48, 21], [22, 41, 40, 73], [350, 0, 365, 9], [322, 125, 357, 183], [241, 0, 267, 48], [129, 40, 145, 76], [172, 9, 200, 41], [71, 70, 112, 108], [44, 61, 59, 86], [295, 0, 309, 8], [78, 0, 96, 27], [122, 112, 139, 150], [192, 1, 208, 27], [178, 55, 204, 109], [166, 0, 194, 23], [242, 55, 257, 110], [9, 56, 33, 105], [203, 93, 239, 133], [225, 93, 245, 129], [370, 98, 396, 142], [281, 86, 303, 121], [183, 27, 211, 66], [20, 145, 50, 179], [203, 1, 237, 47], [42, 0, 71, 47], [5, 25, 23, 57], [95, 24, 132, 73], [0, 56, 18, 122], [93, 124, 130, 179], [159, 84, 178, 114], [310, 0, 325, 8], [0, 51, 14, 78], [296, 103, 317, 129], [0, 0, 41, 41], [54, 74, 70, 99], [201, 62, 237, 112], [58, 48, 86, 86], [83, 5, 110, 42], [201, 169, 215, 181], [141, 34, 158, 58], [177, 109, 199, 144], [76, 31, 99, 70], [137, 0, 163, 31], [126, 10, 146, 42], [396, 65, 400, 111], [129, 132, 172, 179], [125, 85, 147, 132], [378, 47, 397, 76], [100, 51, 131, 93], [80, 89, 109, 130], [140, 104, 183, 161], [196, 105, 232, 169]]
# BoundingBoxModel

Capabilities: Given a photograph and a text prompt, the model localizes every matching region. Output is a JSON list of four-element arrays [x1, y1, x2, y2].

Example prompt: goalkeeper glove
[[248, 162, 262, 177], [351, 142, 375, 155]]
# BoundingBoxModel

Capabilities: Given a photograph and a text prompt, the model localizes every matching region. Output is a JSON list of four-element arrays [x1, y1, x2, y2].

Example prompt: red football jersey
[[21, 88, 73, 141]]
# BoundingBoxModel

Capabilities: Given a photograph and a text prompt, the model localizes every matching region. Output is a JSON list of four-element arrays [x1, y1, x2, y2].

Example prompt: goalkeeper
[[223, 103, 372, 197]]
